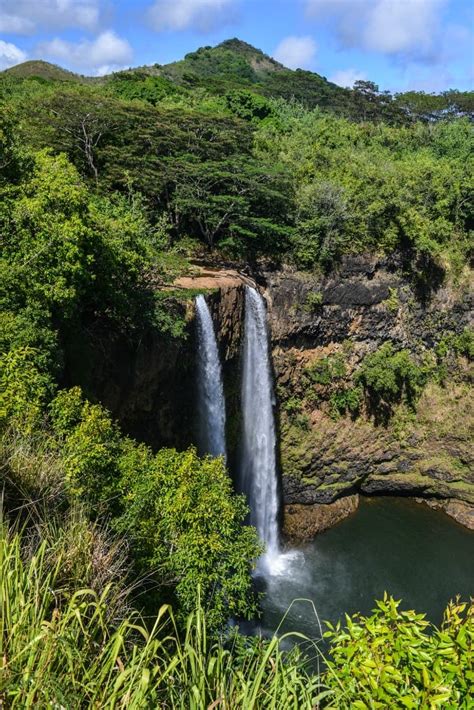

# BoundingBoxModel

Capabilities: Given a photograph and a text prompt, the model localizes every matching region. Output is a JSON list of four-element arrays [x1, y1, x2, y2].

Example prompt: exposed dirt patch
[[172, 267, 255, 290]]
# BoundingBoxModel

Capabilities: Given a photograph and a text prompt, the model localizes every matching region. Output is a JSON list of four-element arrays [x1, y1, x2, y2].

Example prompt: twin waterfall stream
[[194, 288, 474, 625], [196, 287, 290, 576], [240, 288, 281, 573], [195, 295, 227, 460]]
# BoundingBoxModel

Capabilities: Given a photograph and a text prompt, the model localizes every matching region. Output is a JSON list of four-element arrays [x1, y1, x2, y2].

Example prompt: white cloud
[[274, 36, 317, 69], [305, 0, 447, 63], [0, 12, 34, 34], [330, 68, 367, 88], [364, 0, 444, 58], [0, 0, 100, 35], [93, 64, 120, 77], [38, 31, 132, 74], [148, 0, 236, 32], [0, 40, 27, 70]]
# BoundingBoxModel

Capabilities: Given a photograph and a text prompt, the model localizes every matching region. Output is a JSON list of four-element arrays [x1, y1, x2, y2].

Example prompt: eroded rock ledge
[[283, 495, 359, 541], [417, 498, 474, 530], [282, 495, 474, 541]]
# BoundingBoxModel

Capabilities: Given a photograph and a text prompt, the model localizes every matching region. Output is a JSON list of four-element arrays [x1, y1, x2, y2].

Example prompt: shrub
[[382, 287, 400, 313], [324, 594, 474, 709], [303, 290, 324, 312], [305, 353, 346, 386], [49, 387, 263, 630], [116, 445, 262, 630], [436, 327, 474, 361], [0, 347, 52, 433], [329, 386, 362, 419], [355, 343, 428, 420], [49, 387, 122, 506], [283, 396, 303, 417]]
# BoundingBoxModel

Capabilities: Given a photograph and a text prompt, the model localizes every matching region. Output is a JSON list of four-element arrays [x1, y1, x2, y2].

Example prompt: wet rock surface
[[283, 494, 359, 541]]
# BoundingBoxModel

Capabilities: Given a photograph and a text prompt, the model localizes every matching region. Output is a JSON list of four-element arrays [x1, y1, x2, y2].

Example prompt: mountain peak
[[3, 59, 84, 82], [217, 38, 284, 70], [218, 38, 264, 55]]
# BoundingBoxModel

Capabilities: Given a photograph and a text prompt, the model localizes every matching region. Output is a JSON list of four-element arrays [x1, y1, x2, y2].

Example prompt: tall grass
[[0, 518, 328, 709]]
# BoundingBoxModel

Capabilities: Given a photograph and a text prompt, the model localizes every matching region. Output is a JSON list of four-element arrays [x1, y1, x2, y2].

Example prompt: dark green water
[[253, 497, 474, 640]]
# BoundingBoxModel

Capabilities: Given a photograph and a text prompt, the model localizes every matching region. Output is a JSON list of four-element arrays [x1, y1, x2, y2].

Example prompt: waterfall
[[240, 286, 281, 572], [195, 295, 226, 459]]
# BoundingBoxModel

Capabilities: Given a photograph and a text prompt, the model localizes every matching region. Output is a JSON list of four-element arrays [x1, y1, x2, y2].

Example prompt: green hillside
[[3, 39, 473, 122], [156, 38, 352, 112], [3, 59, 86, 83]]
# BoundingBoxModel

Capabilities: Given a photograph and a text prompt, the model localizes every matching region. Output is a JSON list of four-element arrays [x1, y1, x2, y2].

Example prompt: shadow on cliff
[[401, 248, 446, 304]]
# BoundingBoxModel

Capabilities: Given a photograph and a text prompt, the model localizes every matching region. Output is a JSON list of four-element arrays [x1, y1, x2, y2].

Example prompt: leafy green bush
[[49, 387, 123, 505], [304, 290, 324, 312], [302, 353, 362, 419], [436, 327, 474, 361], [355, 343, 429, 420], [291, 181, 350, 270], [283, 396, 303, 416], [329, 386, 362, 419], [116, 445, 262, 629], [324, 594, 474, 709], [382, 287, 400, 313], [305, 353, 346, 386], [0, 347, 52, 432], [107, 72, 185, 105], [47, 387, 262, 629], [225, 89, 274, 122], [452, 328, 474, 359]]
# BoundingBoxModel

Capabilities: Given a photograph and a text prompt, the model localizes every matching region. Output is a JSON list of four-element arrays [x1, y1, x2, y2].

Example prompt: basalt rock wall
[[258, 255, 473, 534], [63, 275, 249, 457]]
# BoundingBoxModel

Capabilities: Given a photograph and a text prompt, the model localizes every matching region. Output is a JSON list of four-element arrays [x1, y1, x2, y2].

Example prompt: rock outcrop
[[417, 498, 474, 530], [64, 267, 251, 453], [259, 255, 473, 531], [283, 495, 359, 541]]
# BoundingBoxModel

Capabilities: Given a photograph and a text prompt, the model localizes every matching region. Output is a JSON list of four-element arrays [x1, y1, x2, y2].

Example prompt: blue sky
[[0, 0, 473, 92]]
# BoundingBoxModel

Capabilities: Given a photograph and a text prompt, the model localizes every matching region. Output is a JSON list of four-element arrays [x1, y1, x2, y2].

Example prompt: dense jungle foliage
[[1, 39, 473, 273], [1, 38, 473, 707]]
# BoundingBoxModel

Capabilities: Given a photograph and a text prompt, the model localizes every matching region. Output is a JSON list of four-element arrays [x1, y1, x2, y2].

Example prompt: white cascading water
[[195, 295, 227, 459], [240, 286, 282, 573]]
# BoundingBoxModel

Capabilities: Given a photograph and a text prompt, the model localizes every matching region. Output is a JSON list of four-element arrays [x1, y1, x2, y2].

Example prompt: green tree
[[48, 388, 262, 630], [171, 156, 291, 254], [117, 445, 262, 629]]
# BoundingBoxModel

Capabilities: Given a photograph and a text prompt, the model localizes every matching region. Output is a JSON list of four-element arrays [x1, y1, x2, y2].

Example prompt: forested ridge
[[0, 38, 473, 707]]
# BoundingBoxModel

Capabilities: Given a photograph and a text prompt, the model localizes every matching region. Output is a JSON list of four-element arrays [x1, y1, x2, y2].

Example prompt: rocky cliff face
[[64, 270, 250, 457], [259, 255, 473, 533], [64, 306, 196, 450], [66, 257, 473, 533]]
